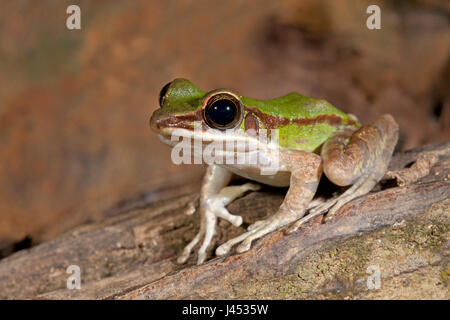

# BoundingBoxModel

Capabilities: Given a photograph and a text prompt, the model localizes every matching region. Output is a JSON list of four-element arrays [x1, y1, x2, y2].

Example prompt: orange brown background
[[0, 0, 449, 257]]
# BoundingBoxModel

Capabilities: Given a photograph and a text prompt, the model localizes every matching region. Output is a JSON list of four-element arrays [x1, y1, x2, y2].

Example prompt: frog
[[150, 78, 399, 265]]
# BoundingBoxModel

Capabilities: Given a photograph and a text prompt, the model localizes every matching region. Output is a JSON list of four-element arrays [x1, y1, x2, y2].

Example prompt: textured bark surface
[[0, 142, 448, 299], [1, 0, 449, 257]]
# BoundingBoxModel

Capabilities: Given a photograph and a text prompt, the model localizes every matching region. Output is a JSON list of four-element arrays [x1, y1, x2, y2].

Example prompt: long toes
[[176, 231, 203, 264], [236, 239, 252, 253], [214, 208, 243, 227], [232, 215, 243, 227], [309, 201, 334, 216], [197, 243, 210, 265], [197, 232, 215, 264], [309, 206, 321, 216], [286, 208, 327, 234], [215, 243, 231, 256], [184, 205, 197, 216], [177, 252, 190, 264], [244, 183, 261, 191], [323, 203, 343, 222], [236, 222, 276, 253], [225, 214, 242, 227], [286, 221, 301, 234], [184, 196, 199, 216], [247, 220, 264, 231], [217, 216, 289, 256], [323, 198, 351, 222], [306, 197, 326, 210], [216, 226, 263, 256], [286, 215, 313, 234], [197, 252, 207, 265], [177, 243, 195, 264], [327, 204, 341, 217]]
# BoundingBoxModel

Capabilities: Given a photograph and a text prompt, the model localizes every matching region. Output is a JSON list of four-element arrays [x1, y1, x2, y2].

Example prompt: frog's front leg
[[289, 114, 399, 232], [177, 165, 260, 265], [216, 151, 322, 256]]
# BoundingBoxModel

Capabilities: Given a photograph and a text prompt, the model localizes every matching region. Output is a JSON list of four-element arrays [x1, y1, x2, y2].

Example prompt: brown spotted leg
[[216, 151, 322, 256], [288, 114, 399, 232]]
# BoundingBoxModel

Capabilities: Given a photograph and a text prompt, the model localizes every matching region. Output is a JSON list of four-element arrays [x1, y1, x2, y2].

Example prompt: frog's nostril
[[149, 115, 159, 131]]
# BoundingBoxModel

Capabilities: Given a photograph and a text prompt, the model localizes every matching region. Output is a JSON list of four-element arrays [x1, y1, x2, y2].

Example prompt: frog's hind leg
[[318, 114, 398, 216], [289, 114, 399, 232]]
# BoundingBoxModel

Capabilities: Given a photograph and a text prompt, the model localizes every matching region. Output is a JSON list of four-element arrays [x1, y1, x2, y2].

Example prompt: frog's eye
[[159, 81, 172, 107], [203, 93, 242, 130]]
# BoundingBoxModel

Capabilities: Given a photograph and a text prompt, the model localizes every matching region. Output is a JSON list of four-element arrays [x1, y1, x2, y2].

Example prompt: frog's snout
[[149, 111, 161, 132]]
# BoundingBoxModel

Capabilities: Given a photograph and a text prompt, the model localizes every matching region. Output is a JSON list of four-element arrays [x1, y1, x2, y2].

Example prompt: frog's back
[[240, 92, 360, 152]]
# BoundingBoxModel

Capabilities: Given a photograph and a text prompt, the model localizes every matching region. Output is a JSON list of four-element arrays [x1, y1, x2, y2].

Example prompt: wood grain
[[0, 142, 448, 299]]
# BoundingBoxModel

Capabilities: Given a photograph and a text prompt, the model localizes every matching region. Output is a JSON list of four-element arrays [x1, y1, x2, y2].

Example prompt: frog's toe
[[179, 183, 259, 264], [235, 220, 280, 253], [308, 198, 337, 216], [213, 207, 243, 227], [215, 227, 259, 256], [197, 251, 207, 265], [244, 183, 261, 192], [216, 216, 285, 255], [247, 220, 265, 231], [322, 195, 354, 222], [184, 195, 199, 216], [215, 243, 231, 256], [236, 239, 253, 253], [177, 230, 203, 264], [306, 196, 327, 210], [206, 194, 244, 227], [285, 198, 334, 234], [177, 251, 190, 264], [305, 196, 350, 224]]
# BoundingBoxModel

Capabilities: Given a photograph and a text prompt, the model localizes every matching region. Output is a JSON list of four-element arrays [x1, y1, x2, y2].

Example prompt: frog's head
[[150, 78, 244, 144]]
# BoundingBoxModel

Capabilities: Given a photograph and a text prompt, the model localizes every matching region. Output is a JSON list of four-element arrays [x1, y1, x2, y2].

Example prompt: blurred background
[[0, 0, 448, 258]]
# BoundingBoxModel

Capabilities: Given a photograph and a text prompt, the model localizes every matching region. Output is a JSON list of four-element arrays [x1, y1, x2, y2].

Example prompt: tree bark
[[0, 142, 448, 299]]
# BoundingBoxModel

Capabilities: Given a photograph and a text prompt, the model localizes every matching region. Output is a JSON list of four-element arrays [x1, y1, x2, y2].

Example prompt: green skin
[[151, 78, 359, 152], [150, 78, 399, 265]]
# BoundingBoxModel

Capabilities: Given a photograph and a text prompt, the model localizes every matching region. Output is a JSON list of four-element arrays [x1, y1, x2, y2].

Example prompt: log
[[0, 142, 449, 299]]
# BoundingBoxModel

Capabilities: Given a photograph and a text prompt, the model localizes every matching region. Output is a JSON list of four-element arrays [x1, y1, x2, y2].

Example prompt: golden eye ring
[[202, 91, 243, 130]]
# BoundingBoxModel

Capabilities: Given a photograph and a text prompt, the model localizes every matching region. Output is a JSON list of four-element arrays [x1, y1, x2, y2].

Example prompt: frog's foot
[[283, 197, 333, 234], [306, 196, 327, 210], [216, 202, 321, 255], [177, 183, 260, 265], [216, 213, 298, 256], [313, 175, 373, 218], [216, 151, 323, 257], [385, 151, 440, 187], [289, 171, 381, 233]]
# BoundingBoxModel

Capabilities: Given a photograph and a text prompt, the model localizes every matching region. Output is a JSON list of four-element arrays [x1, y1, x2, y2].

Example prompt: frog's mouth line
[[156, 127, 279, 154], [156, 127, 283, 174]]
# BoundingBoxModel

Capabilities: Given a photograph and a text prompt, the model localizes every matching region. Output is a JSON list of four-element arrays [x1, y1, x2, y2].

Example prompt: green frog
[[150, 78, 399, 265]]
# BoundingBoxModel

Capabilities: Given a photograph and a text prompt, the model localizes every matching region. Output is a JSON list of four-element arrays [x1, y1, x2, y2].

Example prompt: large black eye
[[159, 81, 171, 107], [204, 94, 241, 129]]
